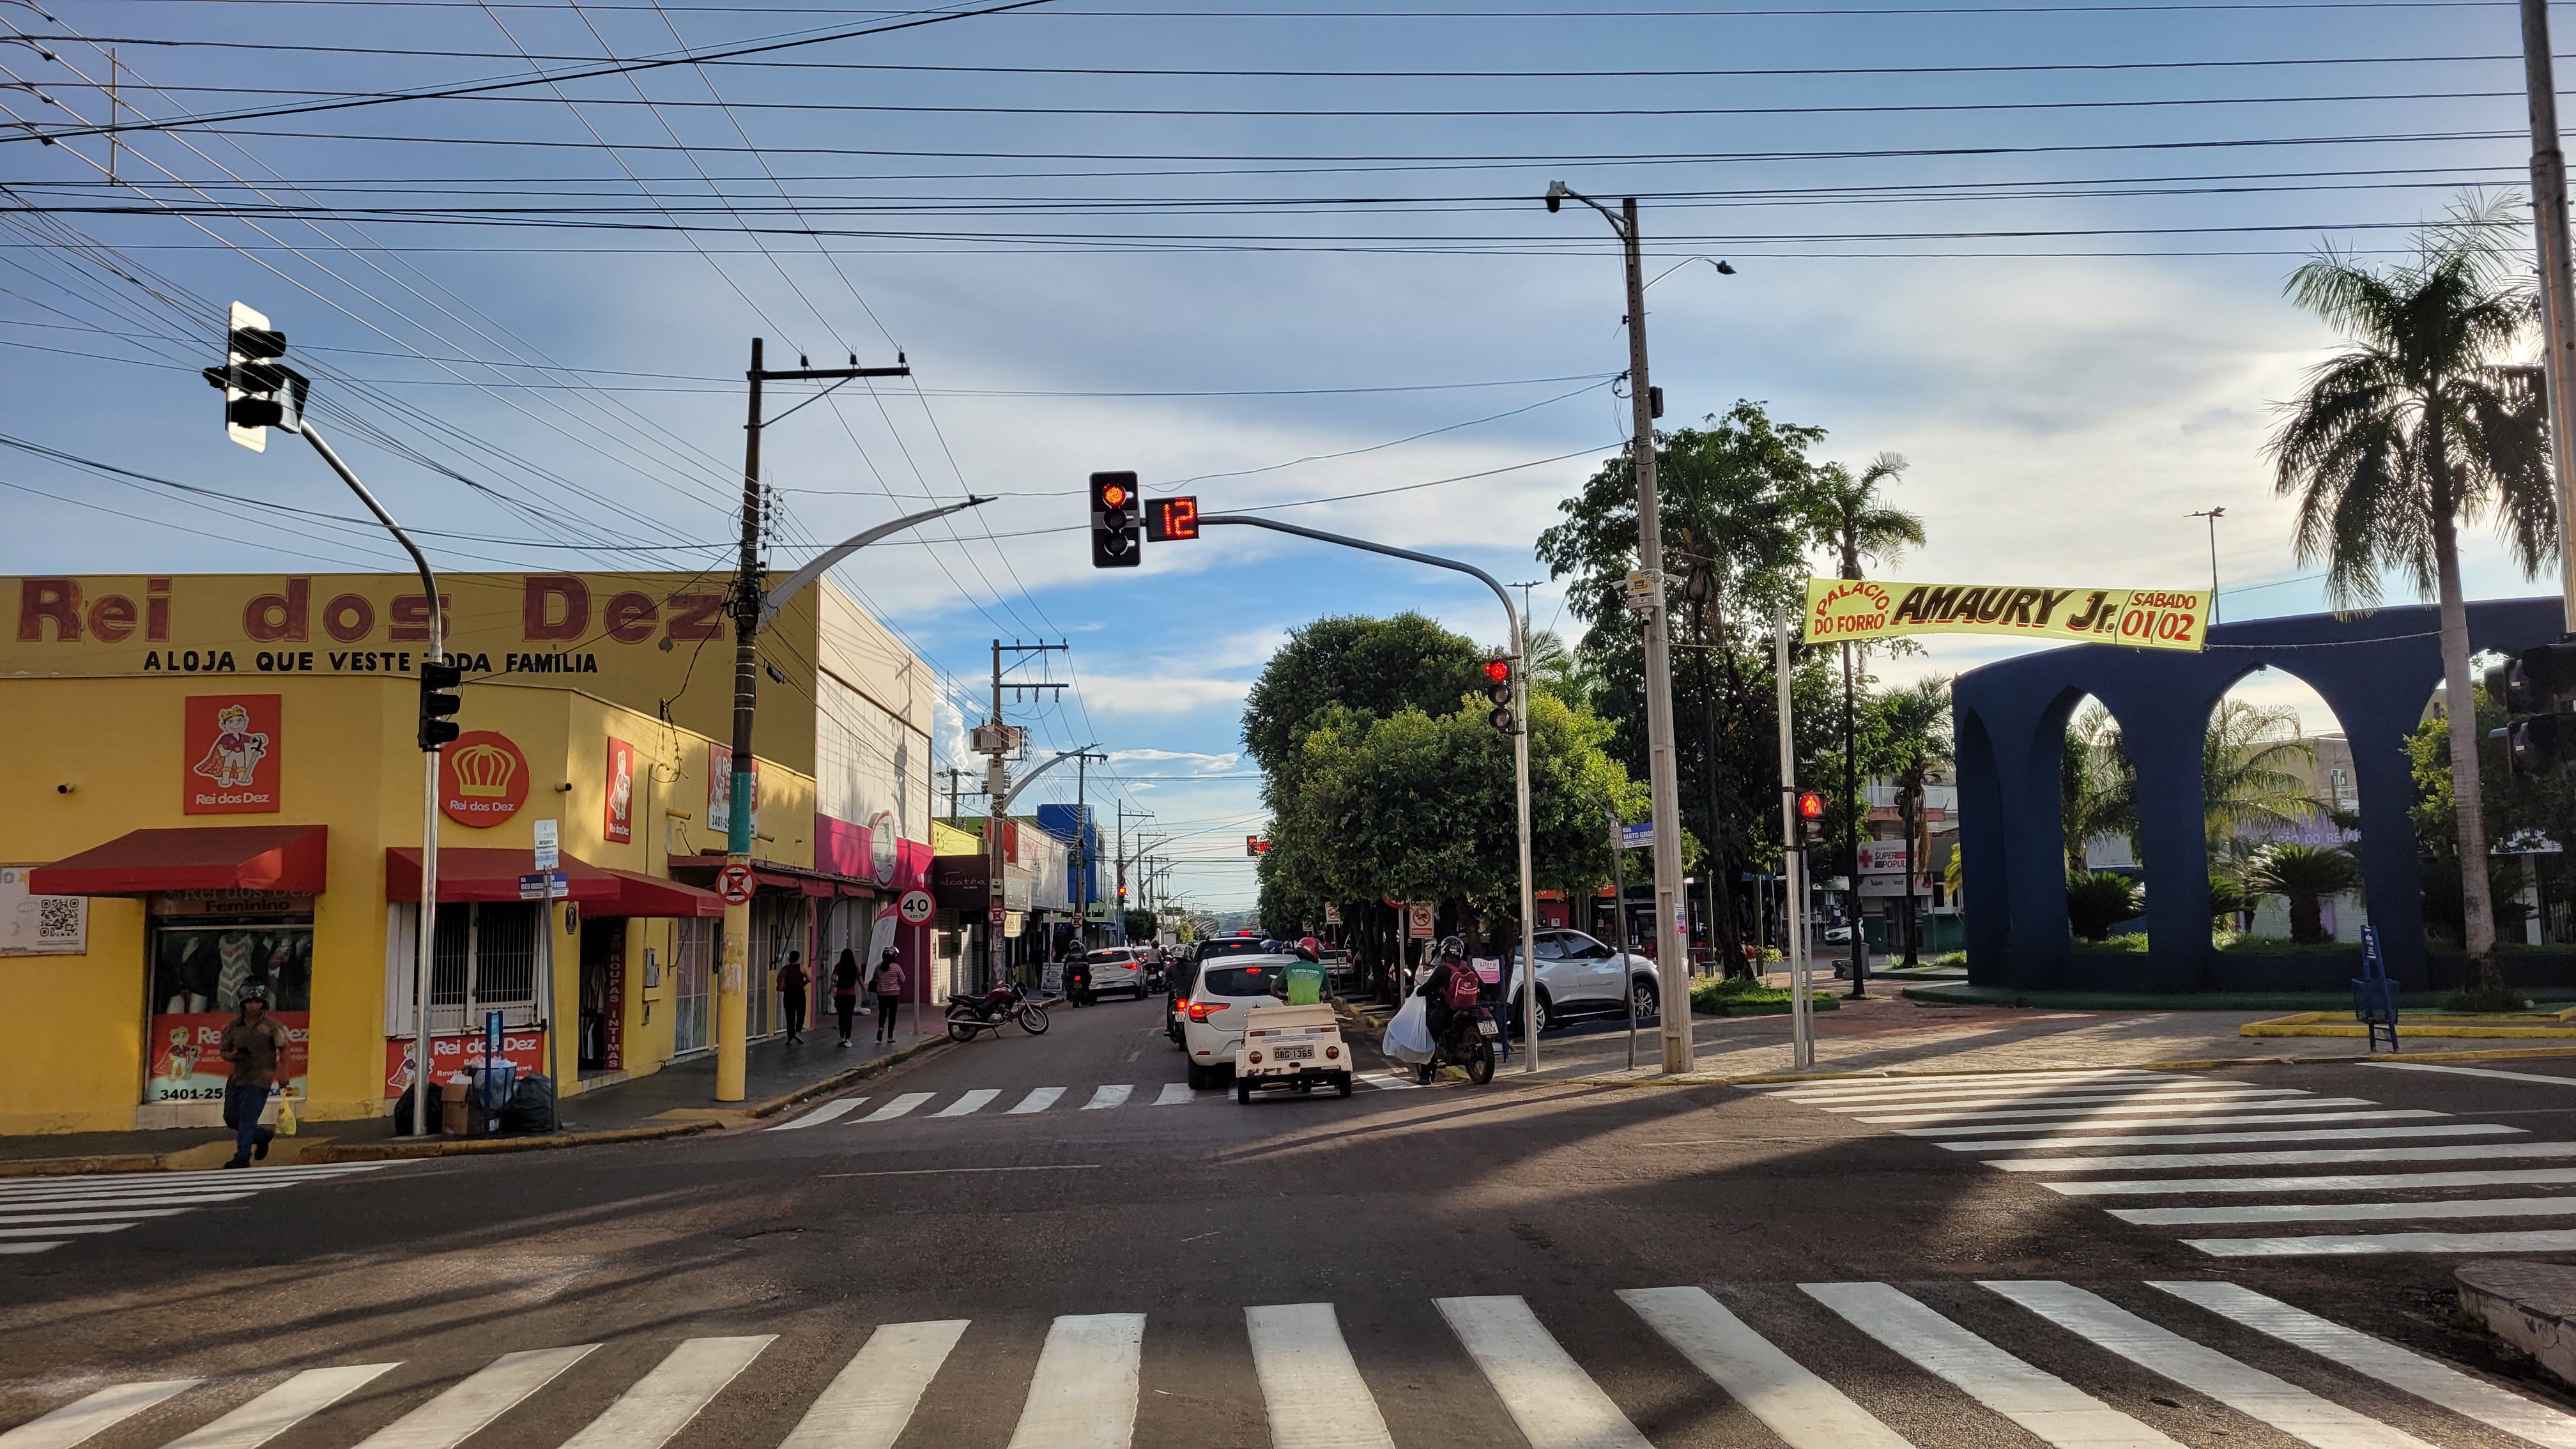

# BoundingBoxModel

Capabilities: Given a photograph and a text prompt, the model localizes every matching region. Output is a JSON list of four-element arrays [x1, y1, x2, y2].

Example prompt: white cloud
[[1071, 676, 1255, 716]]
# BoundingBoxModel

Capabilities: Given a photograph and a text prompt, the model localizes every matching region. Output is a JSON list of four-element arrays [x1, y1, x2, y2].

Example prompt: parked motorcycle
[[946, 980, 1050, 1041], [1416, 1000, 1499, 1085]]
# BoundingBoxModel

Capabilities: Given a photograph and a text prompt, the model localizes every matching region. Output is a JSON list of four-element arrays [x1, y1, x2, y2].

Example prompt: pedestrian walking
[[778, 951, 809, 1044], [831, 947, 862, 1048], [870, 947, 907, 1045], [217, 988, 291, 1169]]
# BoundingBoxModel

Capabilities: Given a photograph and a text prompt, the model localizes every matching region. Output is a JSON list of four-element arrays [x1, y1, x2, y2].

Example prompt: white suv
[[1078, 947, 1149, 1000], [1180, 953, 1295, 1089], [1503, 929, 1658, 1032]]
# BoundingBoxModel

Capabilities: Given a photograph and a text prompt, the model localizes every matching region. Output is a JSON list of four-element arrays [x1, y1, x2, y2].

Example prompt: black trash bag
[[392, 1082, 426, 1136], [502, 1073, 557, 1135]]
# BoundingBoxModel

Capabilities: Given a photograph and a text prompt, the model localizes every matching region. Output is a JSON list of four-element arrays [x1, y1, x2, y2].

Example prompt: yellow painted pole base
[[716, 895, 751, 1102]]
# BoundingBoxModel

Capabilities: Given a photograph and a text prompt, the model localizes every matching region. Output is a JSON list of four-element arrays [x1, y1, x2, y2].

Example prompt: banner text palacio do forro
[[1804, 578, 2211, 653]]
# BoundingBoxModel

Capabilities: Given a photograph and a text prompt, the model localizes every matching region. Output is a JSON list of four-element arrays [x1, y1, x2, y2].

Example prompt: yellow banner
[[1804, 578, 2211, 652]]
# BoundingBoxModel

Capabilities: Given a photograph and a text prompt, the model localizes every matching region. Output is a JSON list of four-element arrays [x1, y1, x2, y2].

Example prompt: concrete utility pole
[[1069, 749, 1105, 948], [1545, 183, 1694, 1072], [1775, 611, 1814, 1070], [977, 642, 1069, 989], [2188, 507, 2225, 625], [2521, 0, 2576, 629]]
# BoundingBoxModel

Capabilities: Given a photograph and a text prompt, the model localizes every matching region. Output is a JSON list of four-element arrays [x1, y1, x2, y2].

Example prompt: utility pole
[[976, 641, 1067, 992], [944, 766, 975, 824], [719, 338, 911, 1102], [2189, 507, 2226, 625], [2522, 0, 2576, 629], [1117, 802, 1152, 940], [1069, 748, 1105, 949]]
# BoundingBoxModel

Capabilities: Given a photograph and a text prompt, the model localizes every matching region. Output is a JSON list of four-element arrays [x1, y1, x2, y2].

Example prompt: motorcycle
[[1416, 1000, 1499, 1085], [946, 980, 1050, 1041], [1064, 963, 1095, 1008]]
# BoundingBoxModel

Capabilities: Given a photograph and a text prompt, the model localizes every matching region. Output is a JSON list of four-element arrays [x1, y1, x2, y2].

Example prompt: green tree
[[2067, 870, 2145, 942], [1866, 675, 1952, 965], [2061, 703, 2136, 871], [2242, 843, 2363, 944], [2269, 201, 2557, 1000], [2201, 700, 2325, 845], [1241, 612, 1485, 797], [1124, 909, 1159, 941]]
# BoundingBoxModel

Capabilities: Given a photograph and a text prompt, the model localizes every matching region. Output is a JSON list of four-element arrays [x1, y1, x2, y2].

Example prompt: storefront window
[[147, 901, 313, 1104], [673, 918, 714, 1055]]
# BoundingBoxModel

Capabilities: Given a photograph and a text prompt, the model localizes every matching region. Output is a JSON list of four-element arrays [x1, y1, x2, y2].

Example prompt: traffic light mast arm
[[756, 495, 992, 632], [300, 421, 440, 664]]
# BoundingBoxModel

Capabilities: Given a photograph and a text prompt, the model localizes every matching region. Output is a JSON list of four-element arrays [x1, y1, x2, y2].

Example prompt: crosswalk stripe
[[1245, 1303, 1398, 1449], [2185, 1229, 2576, 1257], [1940, 1124, 2519, 1153], [0, 1192, 257, 1208], [2115, 1197, 2576, 1226], [351, 1345, 597, 1449], [1618, 1286, 1914, 1449], [0, 1209, 192, 1226], [162, 1363, 397, 1449], [0, 1379, 197, 1449], [1774, 1075, 2184, 1104], [768, 1099, 866, 1131], [857, 1094, 934, 1123], [2152, 1281, 2576, 1448], [556, 1337, 772, 1449], [1899, 1110, 2444, 1138], [1435, 1296, 1653, 1449], [0, 1224, 135, 1238], [1153, 1083, 1199, 1107], [0, 1243, 63, 1255], [1008, 1088, 1065, 1115], [1853, 1097, 2374, 1125], [2364, 1061, 2576, 1088], [0, 1167, 385, 1193], [1082, 1085, 1133, 1111], [1982, 1280, 2434, 1449], [2050, 1167, 2576, 1195], [1006, 1314, 1144, 1449], [933, 1091, 1000, 1118], [1802, 1282, 2184, 1449], [1819, 1087, 2308, 1114], [1991, 1142, 2576, 1172], [776, 1319, 967, 1449], [1357, 1073, 1419, 1091], [1774, 1068, 2174, 1092]]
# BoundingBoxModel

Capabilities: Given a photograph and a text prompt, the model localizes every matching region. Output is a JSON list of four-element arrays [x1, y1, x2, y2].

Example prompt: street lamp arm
[[999, 743, 1100, 812], [758, 495, 993, 631], [1545, 180, 1629, 240]]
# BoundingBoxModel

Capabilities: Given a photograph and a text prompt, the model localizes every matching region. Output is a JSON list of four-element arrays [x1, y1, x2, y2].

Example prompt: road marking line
[[0, 1223, 134, 1238], [0, 1209, 191, 1225], [1993, 1142, 2576, 1172], [1358, 1073, 1420, 1091], [2153, 1280, 2576, 1448], [1802, 1282, 2183, 1449], [557, 1336, 772, 1449], [1006, 1088, 1065, 1115], [2051, 1167, 2576, 1195], [162, 1363, 399, 1449], [1823, 1091, 2300, 1116], [2117, 1197, 2576, 1226], [1945, 1124, 2521, 1153], [1900, 1110, 2444, 1138], [1153, 1082, 1200, 1106], [1618, 1286, 1915, 1448], [1982, 1280, 2432, 1449], [778, 1319, 968, 1449], [1435, 1295, 1653, 1449], [818, 1165, 1101, 1179], [1774, 1068, 2174, 1091], [0, 1379, 198, 1449], [1005, 1314, 1144, 1449], [931, 1091, 1000, 1119], [0, 1192, 258, 1208], [353, 1346, 597, 1449], [2185, 1229, 2576, 1256], [1245, 1303, 1399, 1449], [2364, 1062, 2576, 1087], [0, 1243, 64, 1254], [1082, 1085, 1133, 1111], [1772, 1072, 2191, 1101], [857, 1093, 935, 1123], [767, 1099, 866, 1131], [0, 1166, 388, 1194], [1853, 1096, 2364, 1124]]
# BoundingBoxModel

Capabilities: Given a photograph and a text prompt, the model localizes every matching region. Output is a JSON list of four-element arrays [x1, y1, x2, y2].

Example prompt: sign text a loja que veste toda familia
[[8, 572, 828, 767]]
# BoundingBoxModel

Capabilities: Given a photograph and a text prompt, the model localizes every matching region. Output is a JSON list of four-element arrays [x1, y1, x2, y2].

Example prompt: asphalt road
[[8, 1003, 2576, 1448]]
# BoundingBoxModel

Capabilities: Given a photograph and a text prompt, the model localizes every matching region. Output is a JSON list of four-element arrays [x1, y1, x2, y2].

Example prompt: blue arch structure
[[1952, 596, 2561, 992]]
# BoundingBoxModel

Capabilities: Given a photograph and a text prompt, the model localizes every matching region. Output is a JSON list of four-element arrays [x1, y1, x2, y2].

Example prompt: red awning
[[385, 847, 623, 904], [604, 868, 725, 919], [33, 825, 328, 897]]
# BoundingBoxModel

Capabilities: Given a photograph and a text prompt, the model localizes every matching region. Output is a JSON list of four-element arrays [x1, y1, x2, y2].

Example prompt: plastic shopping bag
[[275, 1092, 299, 1137], [1384, 995, 1434, 1063]]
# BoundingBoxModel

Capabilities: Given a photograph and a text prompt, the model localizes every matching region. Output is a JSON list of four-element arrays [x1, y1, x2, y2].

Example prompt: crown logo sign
[[451, 742, 518, 798]]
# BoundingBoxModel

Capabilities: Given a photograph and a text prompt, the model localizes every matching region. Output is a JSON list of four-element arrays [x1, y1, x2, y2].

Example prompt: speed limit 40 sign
[[898, 889, 934, 924]]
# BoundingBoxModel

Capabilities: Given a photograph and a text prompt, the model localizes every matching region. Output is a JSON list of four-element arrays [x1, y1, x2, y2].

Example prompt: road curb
[[2458, 1261, 2576, 1390], [739, 1035, 954, 1121], [307, 1120, 724, 1163]]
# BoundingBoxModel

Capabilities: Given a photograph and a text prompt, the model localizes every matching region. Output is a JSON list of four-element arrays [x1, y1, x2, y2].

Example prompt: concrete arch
[[1952, 597, 2560, 992]]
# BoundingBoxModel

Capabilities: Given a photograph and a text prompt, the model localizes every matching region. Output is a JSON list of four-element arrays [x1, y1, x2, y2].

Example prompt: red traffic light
[[1797, 790, 1826, 820], [1482, 658, 1511, 683], [1101, 482, 1128, 507]]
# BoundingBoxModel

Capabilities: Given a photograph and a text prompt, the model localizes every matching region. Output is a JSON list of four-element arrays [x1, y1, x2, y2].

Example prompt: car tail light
[[1187, 1000, 1225, 1022], [1325, 1045, 1340, 1059], [1247, 1051, 1262, 1064]]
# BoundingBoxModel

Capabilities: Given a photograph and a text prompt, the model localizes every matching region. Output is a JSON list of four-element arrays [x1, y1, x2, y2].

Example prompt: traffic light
[[418, 657, 463, 751], [1797, 790, 1827, 845], [1089, 470, 1142, 568], [1483, 657, 1515, 732], [2485, 641, 2576, 776], [1145, 495, 1199, 542], [199, 302, 306, 452], [1246, 835, 1270, 856]]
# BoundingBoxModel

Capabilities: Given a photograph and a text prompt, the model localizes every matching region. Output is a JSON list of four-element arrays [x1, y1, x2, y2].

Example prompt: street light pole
[[2188, 507, 2226, 625], [1547, 181, 1692, 1073], [2519, 0, 2576, 629]]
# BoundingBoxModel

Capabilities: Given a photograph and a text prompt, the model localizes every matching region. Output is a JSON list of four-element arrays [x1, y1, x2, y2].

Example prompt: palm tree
[[2202, 700, 2325, 846], [2060, 703, 2136, 871], [1873, 676, 1953, 965], [2244, 842, 2365, 944], [2269, 199, 2557, 1000], [1801, 452, 1926, 992]]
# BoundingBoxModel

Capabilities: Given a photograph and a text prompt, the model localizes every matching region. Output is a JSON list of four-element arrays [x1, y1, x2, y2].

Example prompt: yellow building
[[0, 571, 937, 1136]]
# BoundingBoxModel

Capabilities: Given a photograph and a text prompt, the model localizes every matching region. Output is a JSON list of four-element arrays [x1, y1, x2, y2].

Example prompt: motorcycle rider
[[1414, 936, 1474, 1055], [1064, 951, 1092, 1008]]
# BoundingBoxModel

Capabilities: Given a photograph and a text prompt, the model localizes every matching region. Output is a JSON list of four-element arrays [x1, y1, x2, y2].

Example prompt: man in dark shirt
[[217, 988, 292, 1169]]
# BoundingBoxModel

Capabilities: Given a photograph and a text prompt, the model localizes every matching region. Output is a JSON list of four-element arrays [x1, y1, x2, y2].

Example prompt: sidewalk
[[0, 1023, 947, 1177]]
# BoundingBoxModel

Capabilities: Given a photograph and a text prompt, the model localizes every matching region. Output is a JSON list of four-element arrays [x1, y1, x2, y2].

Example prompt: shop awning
[[32, 824, 328, 897], [385, 847, 623, 904], [603, 868, 725, 919], [668, 852, 871, 900]]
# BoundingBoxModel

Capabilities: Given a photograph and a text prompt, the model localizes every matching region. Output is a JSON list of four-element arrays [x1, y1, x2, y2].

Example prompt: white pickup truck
[[1234, 1004, 1353, 1101]]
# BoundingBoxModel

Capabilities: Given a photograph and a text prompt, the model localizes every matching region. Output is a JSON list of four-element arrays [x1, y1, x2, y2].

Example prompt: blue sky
[[0, 0, 2543, 908]]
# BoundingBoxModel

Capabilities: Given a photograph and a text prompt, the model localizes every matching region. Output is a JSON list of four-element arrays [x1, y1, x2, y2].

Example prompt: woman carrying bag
[[868, 947, 907, 1045]]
